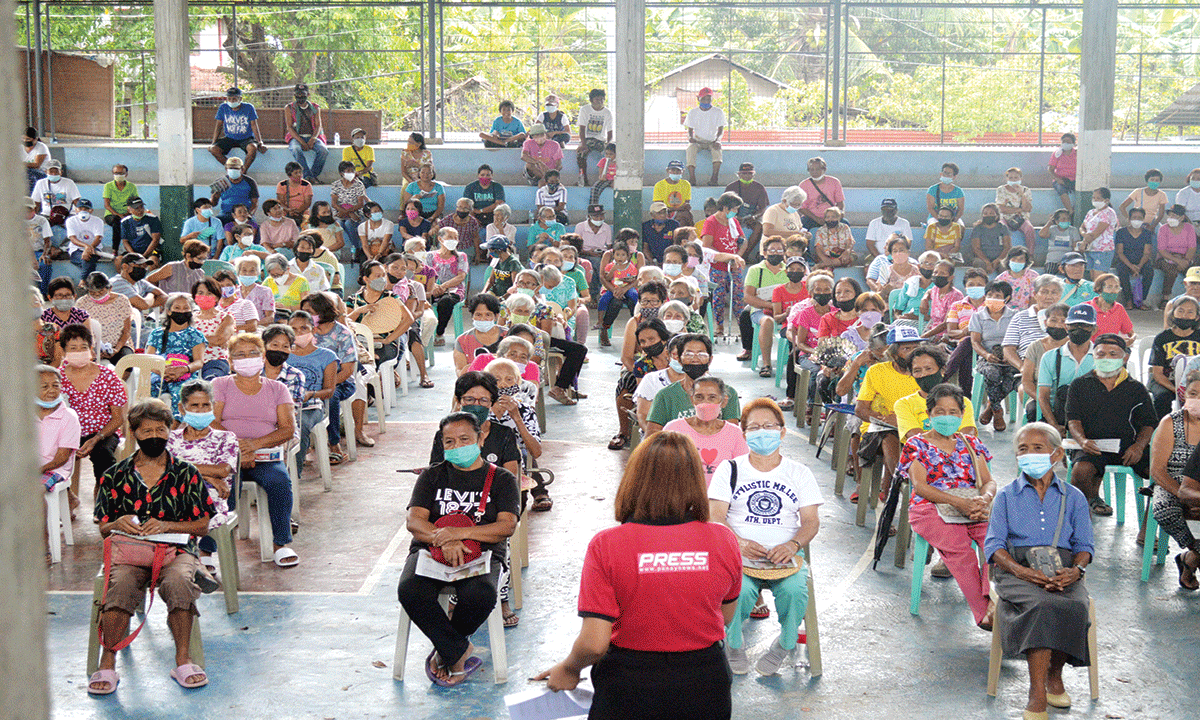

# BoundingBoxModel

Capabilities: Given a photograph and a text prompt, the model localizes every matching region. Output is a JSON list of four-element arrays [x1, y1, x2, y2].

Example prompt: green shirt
[[102, 180, 140, 214], [488, 255, 524, 296], [1060, 278, 1095, 307], [746, 261, 789, 301], [647, 379, 741, 427], [564, 266, 590, 298]]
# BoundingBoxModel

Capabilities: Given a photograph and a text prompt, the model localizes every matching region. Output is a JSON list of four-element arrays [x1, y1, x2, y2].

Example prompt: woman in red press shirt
[[535, 432, 742, 719]]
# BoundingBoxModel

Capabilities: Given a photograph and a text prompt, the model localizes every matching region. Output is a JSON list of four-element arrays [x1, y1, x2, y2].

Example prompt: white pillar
[[1076, 0, 1117, 196], [155, 0, 194, 260], [613, 0, 645, 233], [0, 0, 51, 716]]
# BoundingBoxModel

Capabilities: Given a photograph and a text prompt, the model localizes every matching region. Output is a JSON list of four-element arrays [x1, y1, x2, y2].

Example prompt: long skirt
[[993, 548, 1090, 666]]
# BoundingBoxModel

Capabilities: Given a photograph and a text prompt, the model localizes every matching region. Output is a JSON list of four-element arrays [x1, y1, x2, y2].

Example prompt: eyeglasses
[[460, 395, 492, 406], [745, 423, 783, 432], [680, 351, 710, 361]]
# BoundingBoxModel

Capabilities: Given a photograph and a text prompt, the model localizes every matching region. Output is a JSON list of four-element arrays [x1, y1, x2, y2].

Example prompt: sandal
[[548, 387, 577, 406], [1176, 552, 1199, 590], [435, 656, 483, 687], [419, 378, 435, 388], [1089, 496, 1113, 517], [169, 663, 208, 689], [503, 611, 520, 628], [778, 398, 794, 411], [736, 350, 751, 362], [759, 365, 773, 378], [531, 495, 553, 512], [355, 434, 376, 448], [329, 452, 345, 465], [273, 547, 300, 568], [608, 434, 629, 450], [87, 669, 119, 695], [750, 600, 770, 619]]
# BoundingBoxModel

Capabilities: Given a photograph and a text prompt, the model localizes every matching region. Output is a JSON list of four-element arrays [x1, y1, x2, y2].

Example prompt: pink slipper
[[170, 663, 208, 689], [87, 669, 119, 695]]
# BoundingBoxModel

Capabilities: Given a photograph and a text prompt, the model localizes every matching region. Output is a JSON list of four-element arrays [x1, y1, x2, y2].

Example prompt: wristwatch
[[1074, 565, 1086, 576]]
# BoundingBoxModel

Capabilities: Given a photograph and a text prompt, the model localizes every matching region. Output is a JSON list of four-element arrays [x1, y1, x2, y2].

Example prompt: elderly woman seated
[[88, 400, 215, 695], [985, 422, 1094, 720], [1153, 370, 1200, 589], [212, 333, 299, 567], [263, 252, 311, 314], [75, 272, 134, 364], [399, 411, 520, 686], [898, 383, 996, 628], [167, 379, 238, 576], [58, 323, 128, 497], [146, 293, 207, 417]]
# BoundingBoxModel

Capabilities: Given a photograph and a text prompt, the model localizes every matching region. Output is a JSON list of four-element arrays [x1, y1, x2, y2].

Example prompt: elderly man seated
[[1064, 333, 1157, 517], [985, 422, 1093, 720]]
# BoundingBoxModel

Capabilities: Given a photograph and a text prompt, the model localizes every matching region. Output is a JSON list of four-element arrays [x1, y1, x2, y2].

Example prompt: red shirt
[[59, 365, 128, 437], [816, 311, 856, 339], [701, 215, 744, 272], [578, 520, 741, 652], [1085, 298, 1133, 338], [771, 284, 809, 318]]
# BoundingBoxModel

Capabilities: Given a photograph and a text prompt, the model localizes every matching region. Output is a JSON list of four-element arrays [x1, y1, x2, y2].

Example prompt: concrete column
[[1075, 0, 1117, 221], [612, 0, 645, 236], [0, 1, 51, 718], [155, 0, 194, 262]]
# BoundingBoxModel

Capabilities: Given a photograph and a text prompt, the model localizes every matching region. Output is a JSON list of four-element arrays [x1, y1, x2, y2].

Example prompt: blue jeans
[[339, 218, 361, 256], [1085, 249, 1114, 275], [288, 138, 328, 180], [201, 359, 230, 380], [240, 460, 293, 546], [69, 248, 98, 278], [34, 251, 52, 297], [328, 379, 356, 447], [297, 405, 325, 469]]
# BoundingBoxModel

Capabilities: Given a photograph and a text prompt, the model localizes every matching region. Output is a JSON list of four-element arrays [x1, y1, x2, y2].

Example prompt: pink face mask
[[1186, 398, 1200, 419], [478, 176, 492, 186], [406, 209, 419, 221], [232, 356, 265, 377], [686, 257, 700, 268], [64, 350, 92, 368], [294, 332, 314, 347], [195, 295, 218, 310], [694, 402, 721, 422]]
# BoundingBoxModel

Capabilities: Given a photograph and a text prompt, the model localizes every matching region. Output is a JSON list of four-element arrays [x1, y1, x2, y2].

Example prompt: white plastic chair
[[45, 480, 74, 564], [393, 588, 507, 684], [88, 318, 104, 363], [235, 450, 289, 564], [349, 322, 389, 435]]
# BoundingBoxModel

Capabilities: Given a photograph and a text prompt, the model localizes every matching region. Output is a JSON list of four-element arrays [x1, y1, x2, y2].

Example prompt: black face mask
[[766, 254, 784, 266], [386, 272, 402, 285], [786, 271, 805, 283], [136, 436, 168, 458], [457, 210, 471, 219], [128, 267, 147, 282], [265, 349, 290, 367], [187, 260, 205, 270], [915, 372, 943, 394], [682, 362, 710, 380], [1046, 326, 1068, 341], [643, 341, 665, 358], [169, 310, 192, 326], [640, 306, 660, 320], [919, 268, 933, 279], [892, 349, 912, 370], [1067, 327, 1093, 345], [932, 275, 951, 288], [834, 298, 856, 312], [24, 140, 34, 148], [937, 218, 952, 226], [1174, 316, 1198, 331], [812, 293, 832, 306], [318, 215, 334, 224], [983, 216, 998, 225], [295, 251, 313, 263], [825, 220, 839, 229]]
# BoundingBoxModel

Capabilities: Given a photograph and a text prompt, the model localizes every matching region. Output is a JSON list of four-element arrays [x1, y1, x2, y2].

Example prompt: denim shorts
[[1085, 249, 1114, 273]]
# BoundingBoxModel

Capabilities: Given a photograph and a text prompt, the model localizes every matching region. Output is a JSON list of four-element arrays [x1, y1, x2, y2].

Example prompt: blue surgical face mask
[[669, 358, 684, 373], [1018, 452, 1054, 479], [562, 261, 575, 272], [746, 429, 783, 456], [663, 263, 682, 276], [474, 319, 496, 333], [238, 275, 257, 286], [226, 168, 241, 180], [1057, 221, 1071, 230], [725, 210, 738, 219], [965, 285, 986, 299], [182, 411, 215, 430], [939, 175, 954, 184], [371, 212, 383, 222], [698, 102, 712, 110], [1009, 261, 1026, 273], [36, 394, 63, 409], [786, 205, 799, 214], [929, 414, 962, 436], [444, 442, 481, 468], [200, 208, 214, 219], [668, 173, 682, 182], [1094, 357, 1124, 374], [1191, 180, 1200, 190]]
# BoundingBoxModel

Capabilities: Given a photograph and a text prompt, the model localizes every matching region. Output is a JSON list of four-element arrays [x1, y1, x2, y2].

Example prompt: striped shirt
[[1001, 306, 1045, 358]]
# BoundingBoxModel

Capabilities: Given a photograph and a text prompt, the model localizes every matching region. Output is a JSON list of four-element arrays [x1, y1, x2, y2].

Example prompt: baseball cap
[[1061, 252, 1086, 266], [587, 204, 605, 215], [23, 197, 35, 209], [226, 86, 242, 96], [76, 198, 93, 210], [482, 236, 512, 251], [528, 123, 546, 136], [1066, 303, 1097, 325], [126, 196, 145, 208], [649, 201, 668, 213], [46, 159, 62, 170], [697, 87, 714, 98], [738, 162, 755, 172], [351, 127, 366, 137], [667, 159, 684, 171], [1185, 266, 1200, 283], [881, 198, 898, 208], [785, 256, 807, 269], [122, 252, 150, 266], [887, 325, 922, 344]]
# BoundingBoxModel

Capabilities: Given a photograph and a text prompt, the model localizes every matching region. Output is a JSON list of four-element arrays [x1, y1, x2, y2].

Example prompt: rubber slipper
[[437, 656, 484, 687], [355, 435, 376, 448], [169, 663, 208, 689], [273, 547, 300, 568], [759, 366, 773, 378], [503, 611, 520, 628], [87, 669, 119, 695], [531, 496, 553, 512], [607, 434, 629, 450], [750, 603, 770, 619], [1176, 553, 1199, 590], [424, 650, 441, 683], [419, 379, 435, 388], [778, 399, 794, 411], [329, 452, 345, 466], [1089, 496, 1113, 516]]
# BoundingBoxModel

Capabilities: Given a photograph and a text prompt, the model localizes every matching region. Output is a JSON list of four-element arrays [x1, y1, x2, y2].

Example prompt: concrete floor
[[46, 308, 1200, 720]]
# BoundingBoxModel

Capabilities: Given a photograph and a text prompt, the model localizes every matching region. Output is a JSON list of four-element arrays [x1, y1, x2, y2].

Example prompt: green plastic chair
[[1101, 464, 1143, 526], [202, 259, 236, 277], [910, 532, 983, 616], [1140, 503, 1171, 582]]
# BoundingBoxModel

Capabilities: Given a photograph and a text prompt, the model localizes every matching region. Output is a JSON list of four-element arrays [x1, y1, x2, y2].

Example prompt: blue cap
[[482, 236, 512, 251], [1066, 303, 1096, 325], [886, 325, 922, 344]]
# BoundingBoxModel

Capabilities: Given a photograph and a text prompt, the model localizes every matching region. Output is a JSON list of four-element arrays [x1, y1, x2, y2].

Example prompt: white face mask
[[78, 211, 91, 221], [228, 100, 241, 109], [227, 168, 241, 179], [1061, 142, 1074, 152], [113, 174, 126, 182], [810, 173, 825, 182], [352, 138, 365, 148], [1093, 200, 1107, 210], [443, 239, 458, 251], [546, 104, 558, 113], [1167, 218, 1182, 228], [589, 218, 603, 227], [268, 215, 284, 223], [1006, 178, 1020, 186], [240, 236, 253, 246], [663, 318, 686, 333], [342, 172, 356, 182], [1130, 219, 1144, 229]]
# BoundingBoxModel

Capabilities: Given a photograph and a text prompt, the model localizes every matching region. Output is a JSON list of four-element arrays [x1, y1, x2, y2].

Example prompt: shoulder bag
[[351, 144, 378, 187], [1019, 487, 1070, 578], [726, 460, 803, 580], [934, 434, 987, 524], [429, 462, 497, 566]]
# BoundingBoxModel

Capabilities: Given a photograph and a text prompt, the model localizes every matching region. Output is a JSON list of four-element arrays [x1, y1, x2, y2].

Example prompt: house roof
[[645, 53, 794, 93], [1151, 82, 1200, 126], [191, 66, 231, 96]]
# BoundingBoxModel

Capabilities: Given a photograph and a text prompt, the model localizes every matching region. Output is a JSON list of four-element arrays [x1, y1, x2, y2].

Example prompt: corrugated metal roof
[[645, 53, 794, 92], [1151, 82, 1200, 126]]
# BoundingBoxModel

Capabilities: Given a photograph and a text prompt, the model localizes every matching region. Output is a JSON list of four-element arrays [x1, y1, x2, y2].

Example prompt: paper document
[[743, 556, 802, 570], [414, 549, 492, 582], [867, 421, 896, 432], [111, 531, 191, 545], [505, 684, 592, 720], [1062, 438, 1120, 453]]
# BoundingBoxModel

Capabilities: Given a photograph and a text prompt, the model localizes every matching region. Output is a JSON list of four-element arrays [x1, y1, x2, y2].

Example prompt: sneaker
[[755, 637, 791, 676], [930, 559, 952, 578], [725, 644, 751, 675]]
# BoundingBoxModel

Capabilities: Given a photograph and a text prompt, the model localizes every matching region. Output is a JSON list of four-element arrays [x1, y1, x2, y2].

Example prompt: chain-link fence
[[16, 0, 1200, 145]]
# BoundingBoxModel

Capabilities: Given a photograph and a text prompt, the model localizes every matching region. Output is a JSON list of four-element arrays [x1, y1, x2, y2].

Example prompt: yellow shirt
[[343, 144, 375, 174], [856, 361, 919, 433], [894, 391, 976, 439], [653, 178, 692, 210], [923, 222, 963, 251]]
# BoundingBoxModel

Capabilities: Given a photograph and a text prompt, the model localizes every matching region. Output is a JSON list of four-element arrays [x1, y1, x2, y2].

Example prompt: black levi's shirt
[[1064, 370, 1157, 451], [407, 461, 519, 556]]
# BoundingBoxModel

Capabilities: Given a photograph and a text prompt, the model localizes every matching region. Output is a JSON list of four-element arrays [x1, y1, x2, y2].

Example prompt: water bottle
[[334, 132, 341, 146]]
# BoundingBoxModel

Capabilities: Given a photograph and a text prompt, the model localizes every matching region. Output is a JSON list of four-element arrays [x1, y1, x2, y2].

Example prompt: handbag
[[99, 532, 181, 651], [429, 462, 496, 566], [1021, 488, 1069, 579], [725, 460, 803, 581], [935, 434, 987, 524], [351, 144, 378, 186], [164, 353, 193, 382]]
